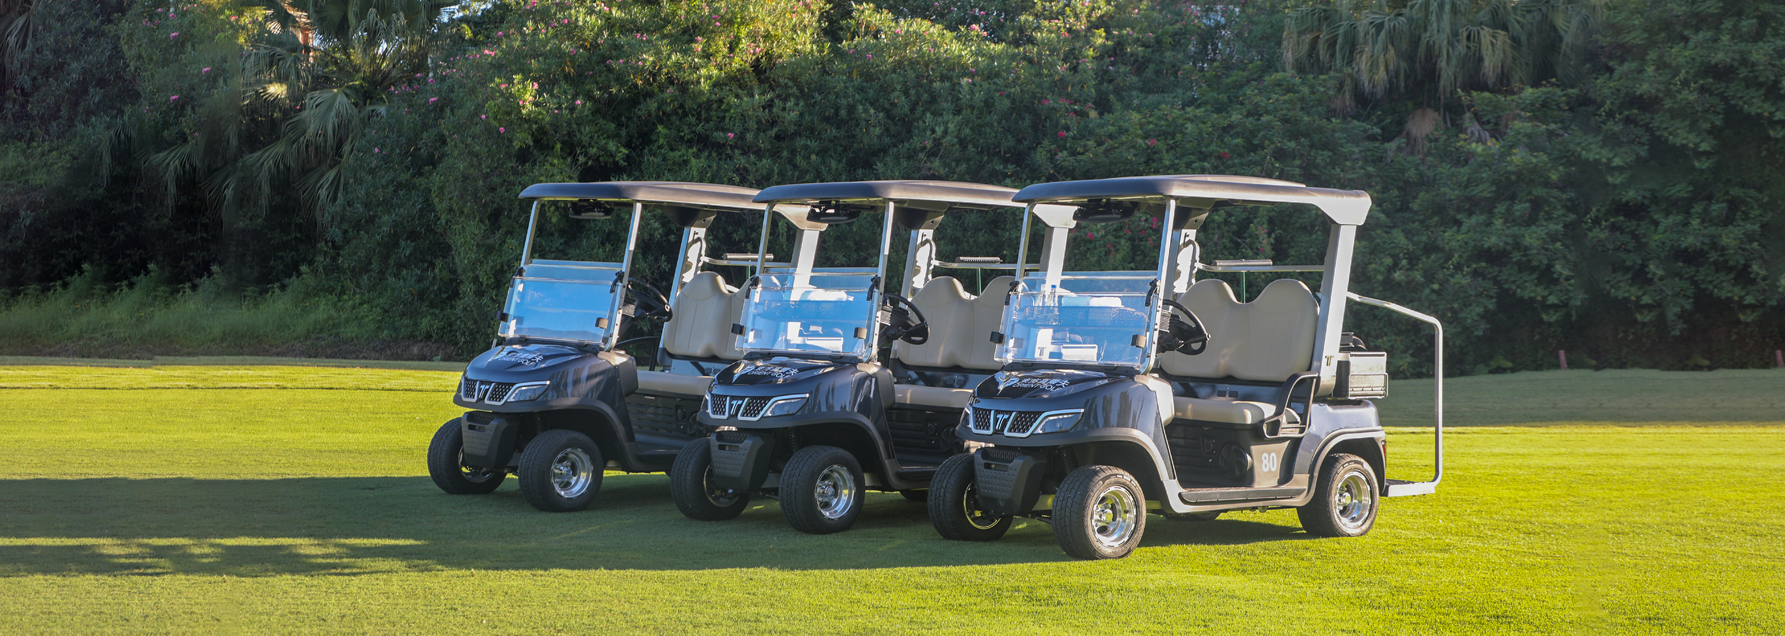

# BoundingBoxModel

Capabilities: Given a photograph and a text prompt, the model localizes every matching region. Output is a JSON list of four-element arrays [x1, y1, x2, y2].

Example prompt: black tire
[[928, 453, 1012, 541], [1297, 453, 1379, 538], [1165, 512, 1221, 522], [1053, 465, 1148, 560], [516, 429, 604, 512], [779, 445, 865, 535], [669, 438, 750, 521], [899, 489, 929, 502], [426, 418, 505, 494]]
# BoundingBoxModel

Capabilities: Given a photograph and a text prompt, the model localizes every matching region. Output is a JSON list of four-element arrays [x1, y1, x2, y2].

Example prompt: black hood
[[715, 357, 851, 386], [975, 368, 1124, 400], [466, 343, 595, 381]]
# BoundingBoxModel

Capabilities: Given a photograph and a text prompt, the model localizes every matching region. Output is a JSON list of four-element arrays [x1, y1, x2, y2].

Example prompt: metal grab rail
[[1346, 292, 1443, 496]]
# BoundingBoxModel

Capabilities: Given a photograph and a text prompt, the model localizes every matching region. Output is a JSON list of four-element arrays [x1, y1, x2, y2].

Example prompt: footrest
[[1177, 486, 1301, 504], [1384, 479, 1436, 497]]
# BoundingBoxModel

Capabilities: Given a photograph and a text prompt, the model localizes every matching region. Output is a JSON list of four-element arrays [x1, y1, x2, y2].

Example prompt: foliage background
[[2, 0, 1781, 375]]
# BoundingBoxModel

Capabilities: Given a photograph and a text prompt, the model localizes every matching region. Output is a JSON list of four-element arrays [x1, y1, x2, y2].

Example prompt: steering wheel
[[1159, 299, 1209, 355], [624, 278, 672, 321], [881, 293, 930, 346]]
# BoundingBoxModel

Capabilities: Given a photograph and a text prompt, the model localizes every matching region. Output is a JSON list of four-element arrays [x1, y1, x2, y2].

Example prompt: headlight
[[757, 395, 807, 418], [1030, 410, 1083, 435], [504, 382, 550, 403]]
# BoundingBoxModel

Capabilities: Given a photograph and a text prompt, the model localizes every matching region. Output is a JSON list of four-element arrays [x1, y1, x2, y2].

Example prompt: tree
[[1282, 0, 1602, 115]]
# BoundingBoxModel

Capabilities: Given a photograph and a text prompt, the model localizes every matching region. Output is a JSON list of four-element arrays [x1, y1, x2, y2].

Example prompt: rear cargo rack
[[1346, 292, 1443, 497]]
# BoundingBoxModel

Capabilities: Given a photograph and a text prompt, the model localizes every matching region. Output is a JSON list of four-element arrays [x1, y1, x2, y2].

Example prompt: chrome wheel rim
[[961, 482, 1001, 530], [1091, 485, 1139, 549], [1333, 469, 1375, 530], [550, 447, 596, 499], [703, 465, 738, 507], [813, 464, 856, 520], [458, 449, 498, 484]]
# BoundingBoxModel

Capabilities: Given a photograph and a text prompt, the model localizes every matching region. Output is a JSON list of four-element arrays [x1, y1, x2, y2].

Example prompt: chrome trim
[[738, 394, 806, 421], [1002, 408, 1084, 439]]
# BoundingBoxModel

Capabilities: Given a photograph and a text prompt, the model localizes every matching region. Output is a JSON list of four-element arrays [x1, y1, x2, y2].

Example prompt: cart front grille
[[969, 408, 1042, 436], [461, 379, 516, 404], [706, 395, 769, 419]]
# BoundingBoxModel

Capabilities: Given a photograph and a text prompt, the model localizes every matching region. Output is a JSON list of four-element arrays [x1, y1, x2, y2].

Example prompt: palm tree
[[1283, 0, 1602, 116], [146, 0, 450, 223], [0, 0, 36, 98]]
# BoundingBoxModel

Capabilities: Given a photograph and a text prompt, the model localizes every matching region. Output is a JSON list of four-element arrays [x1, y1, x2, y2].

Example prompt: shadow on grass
[[0, 474, 1308, 576]]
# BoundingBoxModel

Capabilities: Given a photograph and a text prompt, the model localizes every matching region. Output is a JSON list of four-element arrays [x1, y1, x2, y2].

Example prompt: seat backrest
[[964, 276, 1015, 370], [661, 271, 746, 360], [893, 275, 1013, 371], [1159, 278, 1318, 382], [894, 277, 974, 368]]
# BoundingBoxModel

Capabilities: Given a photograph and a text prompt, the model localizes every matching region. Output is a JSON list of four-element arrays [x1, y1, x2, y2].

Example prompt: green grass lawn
[[1, 365, 1781, 634]]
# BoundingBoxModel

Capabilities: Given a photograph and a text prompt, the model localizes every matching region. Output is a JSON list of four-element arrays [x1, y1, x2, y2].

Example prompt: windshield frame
[[995, 273, 1159, 371], [734, 269, 881, 360]]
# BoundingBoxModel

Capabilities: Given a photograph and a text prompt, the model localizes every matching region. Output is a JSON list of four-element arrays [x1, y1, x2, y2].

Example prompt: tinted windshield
[[736, 271, 877, 358], [996, 274, 1155, 369], [500, 262, 621, 343]]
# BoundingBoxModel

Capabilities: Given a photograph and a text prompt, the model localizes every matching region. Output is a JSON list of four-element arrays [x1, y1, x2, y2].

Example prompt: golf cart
[[928, 175, 1445, 559], [426, 181, 809, 512], [668, 181, 1065, 534]]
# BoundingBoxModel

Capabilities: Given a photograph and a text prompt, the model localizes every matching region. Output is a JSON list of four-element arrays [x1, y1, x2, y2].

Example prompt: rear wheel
[[928, 453, 1011, 541], [669, 439, 750, 521], [1053, 465, 1147, 560], [1297, 453, 1379, 537], [517, 429, 603, 512], [780, 446, 864, 535], [426, 419, 504, 494]]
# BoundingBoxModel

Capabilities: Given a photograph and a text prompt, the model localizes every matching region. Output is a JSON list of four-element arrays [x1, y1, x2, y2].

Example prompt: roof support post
[[1167, 229, 1199, 296], [1013, 204, 1035, 282], [609, 201, 646, 350], [670, 226, 708, 301], [1143, 199, 1179, 371], [902, 228, 936, 297], [1038, 225, 1070, 289], [1311, 223, 1358, 392], [519, 200, 541, 267]]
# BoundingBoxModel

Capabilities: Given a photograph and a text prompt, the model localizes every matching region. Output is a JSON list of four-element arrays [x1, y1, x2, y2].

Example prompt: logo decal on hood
[[740, 365, 799, 379], [998, 377, 1072, 391], [494, 350, 546, 366]]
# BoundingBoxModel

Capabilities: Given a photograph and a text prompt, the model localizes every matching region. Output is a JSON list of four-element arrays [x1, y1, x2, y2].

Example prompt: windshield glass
[[736, 271, 878, 358], [501, 261, 622, 343], [996, 273, 1156, 369]]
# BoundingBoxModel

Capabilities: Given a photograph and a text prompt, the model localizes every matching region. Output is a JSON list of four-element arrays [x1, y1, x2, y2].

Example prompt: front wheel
[[780, 446, 864, 534], [669, 439, 750, 521], [928, 453, 1011, 541], [426, 418, 505, 494], [517, 429, 604, 512], [1297, 453, 1379, 537], [1053, 465, 1147, 560]]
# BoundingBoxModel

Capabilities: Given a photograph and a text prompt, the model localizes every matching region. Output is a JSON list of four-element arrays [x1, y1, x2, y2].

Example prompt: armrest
[[1262, 372, 1320, 437]]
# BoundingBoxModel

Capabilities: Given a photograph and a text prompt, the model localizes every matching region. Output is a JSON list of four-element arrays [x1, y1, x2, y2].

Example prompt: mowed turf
[[0, 366, 1781, 634]]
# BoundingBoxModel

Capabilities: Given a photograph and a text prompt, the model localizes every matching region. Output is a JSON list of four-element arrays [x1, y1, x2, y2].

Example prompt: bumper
[[709, 432, 775, 492], [971, 447, 1046, 517]]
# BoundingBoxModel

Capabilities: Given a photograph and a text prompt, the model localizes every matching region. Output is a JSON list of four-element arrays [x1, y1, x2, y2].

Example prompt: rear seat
[[637, 272, 747, 398], [1158, 278, 1319, 425], [890, 275, 1014, 409]]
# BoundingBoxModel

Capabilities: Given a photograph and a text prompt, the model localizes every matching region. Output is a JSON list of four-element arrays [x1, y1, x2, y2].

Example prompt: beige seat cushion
[[893, 384, 973, 410], [1159, 279, 1317, 383], [1171, 396, 1277, 425], [662, 272, 746, 361], [636, 370, 711, 397], [893, 276, 1013, 371]]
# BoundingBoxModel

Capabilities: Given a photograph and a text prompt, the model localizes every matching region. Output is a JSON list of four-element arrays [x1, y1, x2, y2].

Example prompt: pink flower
[[200, 67, 211, 74], [1057, 131, 1066, 138], [866, 54, 872, 59], [497, 32, 504, 37], [575, 100, 582, 105], [1146, 139, 1156, 146], [429, 97, 438, 103], [169, 32, 179, 38], [1218, 151, 1229, 159], [998, 91, 1005, 95], [499, 127, 506, 133], [727, 133, 735, 139], [480, 115, 487, 119], [374, 147, 381, 153], [1041, 99, 1050, 104], [170, 95, 180, 102]]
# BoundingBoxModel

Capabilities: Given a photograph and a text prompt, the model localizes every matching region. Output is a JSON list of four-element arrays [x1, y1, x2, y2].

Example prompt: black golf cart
[[426, 181, 811, 512], [667, 181, 1066, 534], [927, 175, 1445, 559]]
